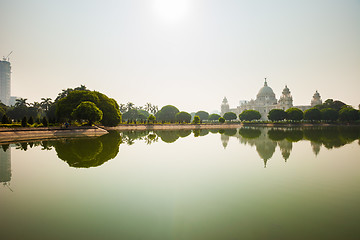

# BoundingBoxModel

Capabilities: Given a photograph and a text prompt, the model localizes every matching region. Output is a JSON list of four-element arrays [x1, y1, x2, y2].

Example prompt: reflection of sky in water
[[0, 127, 360, 239]]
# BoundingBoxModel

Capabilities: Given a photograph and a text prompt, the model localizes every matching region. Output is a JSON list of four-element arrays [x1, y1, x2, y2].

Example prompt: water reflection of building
[[0, 147, 11, 186], [311, 141, 321, 156], [278, 140, 292, 162], [221, 134, 229, 149], [222, 128, 295, 167]]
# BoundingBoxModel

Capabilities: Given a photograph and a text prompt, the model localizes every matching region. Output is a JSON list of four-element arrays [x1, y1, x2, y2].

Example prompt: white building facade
[[0, 59, 11, 106], [221, 79, 322, 120]]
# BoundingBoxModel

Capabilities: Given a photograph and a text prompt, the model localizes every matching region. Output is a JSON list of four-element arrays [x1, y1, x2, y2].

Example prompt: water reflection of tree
[[53, 131, 121, 168]]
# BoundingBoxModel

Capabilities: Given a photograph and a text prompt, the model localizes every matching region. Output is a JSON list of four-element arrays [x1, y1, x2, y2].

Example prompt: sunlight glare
[[153, 0, 190, 23]]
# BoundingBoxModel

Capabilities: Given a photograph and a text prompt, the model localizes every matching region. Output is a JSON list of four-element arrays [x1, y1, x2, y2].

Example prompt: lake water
[[0, 127, 359, 240]]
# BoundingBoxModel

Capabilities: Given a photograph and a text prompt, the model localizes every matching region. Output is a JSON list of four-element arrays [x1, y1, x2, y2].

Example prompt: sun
[[153, 0, 190, 23]]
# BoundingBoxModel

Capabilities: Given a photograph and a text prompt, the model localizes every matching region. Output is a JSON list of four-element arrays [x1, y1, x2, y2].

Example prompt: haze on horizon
[[1, 0, 359, 113]]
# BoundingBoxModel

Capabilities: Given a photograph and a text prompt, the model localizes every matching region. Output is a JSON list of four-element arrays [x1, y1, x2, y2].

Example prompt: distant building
[[0, 59, 11, 105], [221, 79, 322, 120]]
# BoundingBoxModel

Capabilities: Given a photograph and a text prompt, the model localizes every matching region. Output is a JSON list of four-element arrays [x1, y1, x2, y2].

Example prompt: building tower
[[278, 85, 293, 110], [311, 90, 322, 107], [0, 58, 11, 106], [221, 97, 230, 115]]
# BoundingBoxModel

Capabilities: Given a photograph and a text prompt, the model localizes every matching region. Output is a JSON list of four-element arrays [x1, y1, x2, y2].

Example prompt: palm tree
[[40, 98, 53, 112], [119, 104, 127, 113], [126, 102, 135, 112], [14, 98, 28, 108]]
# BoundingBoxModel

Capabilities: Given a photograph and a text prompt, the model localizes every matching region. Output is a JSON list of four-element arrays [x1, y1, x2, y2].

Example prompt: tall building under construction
[[0, 58, 11, 106]]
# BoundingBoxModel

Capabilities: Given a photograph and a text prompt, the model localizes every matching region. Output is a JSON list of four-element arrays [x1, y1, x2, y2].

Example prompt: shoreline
[[0, 126, 108, 144], [0, 123, 359, 144], [104, 122, 360, 131]]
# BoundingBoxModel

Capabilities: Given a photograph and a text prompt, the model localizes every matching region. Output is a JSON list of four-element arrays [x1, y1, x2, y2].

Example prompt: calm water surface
[[0, 127, 359, 240]]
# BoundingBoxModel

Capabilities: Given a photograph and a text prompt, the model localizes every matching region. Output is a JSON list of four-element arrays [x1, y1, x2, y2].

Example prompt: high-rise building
[[0, 59, 11, 106]]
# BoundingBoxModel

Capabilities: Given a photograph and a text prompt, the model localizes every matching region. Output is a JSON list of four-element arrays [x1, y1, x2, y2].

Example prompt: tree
[[239, 110, 261, 121], [56, 90, 121, 126], [1, 114, 10, 124], [304, 108, 321, 121], [321, 108, 338, 121], [192, 115, 200, 124], [21, 116, 27, 127], [28, 116, 34, 125], [286, 108, 303, 121], [147, 114, 156, 123], [223, 112, 237, 121], [219, 117, 225, 123], [175, 111, 191, 123], [155, 105, 179, 122], [15, 98, 28, 108], [71, 101, 103, 125], [268, 109, 287, 121], [40, 98, 53, 112], [195, 111, 209, 121], [316, 99, 346, 111], [339, 106, 359, 122], [42, 117, 48, 127], [208, 113, 221, 121]]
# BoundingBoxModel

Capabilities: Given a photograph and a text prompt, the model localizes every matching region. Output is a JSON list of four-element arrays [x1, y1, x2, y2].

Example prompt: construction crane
[[2, 51, 12, 61]]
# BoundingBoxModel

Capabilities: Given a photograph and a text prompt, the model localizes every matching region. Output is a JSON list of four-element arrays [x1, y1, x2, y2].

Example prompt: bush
[[219, 117, 225, 123], [192, 115, 200, 124], [71, 101, 103, 125], [285, 108, 303, 121], [42, 117, 48, 127], [304, 108, 321, 121], [239, 110, 261, 121], [21, 117, 27, 127], [28, 116, 34, 125], [320, 108, 338, 121], [208, 113, 221, 121], [223, 112, 237, 121], [175, 111, 191, 123], [268, 109, 287, 121], [339, 107, 359, 122]]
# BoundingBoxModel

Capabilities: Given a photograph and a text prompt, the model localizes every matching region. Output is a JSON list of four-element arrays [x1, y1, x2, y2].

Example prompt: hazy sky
[[1, 0, 359, 112]]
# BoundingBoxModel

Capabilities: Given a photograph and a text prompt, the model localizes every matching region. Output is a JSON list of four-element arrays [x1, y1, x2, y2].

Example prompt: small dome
[[257, 80, 275, 98]]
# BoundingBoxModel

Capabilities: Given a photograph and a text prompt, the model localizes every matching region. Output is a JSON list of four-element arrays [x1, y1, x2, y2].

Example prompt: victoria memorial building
[[221, 79, 322, 120]]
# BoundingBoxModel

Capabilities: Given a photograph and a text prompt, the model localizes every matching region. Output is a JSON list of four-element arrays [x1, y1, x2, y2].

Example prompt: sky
[[1, 0, 359, 113]]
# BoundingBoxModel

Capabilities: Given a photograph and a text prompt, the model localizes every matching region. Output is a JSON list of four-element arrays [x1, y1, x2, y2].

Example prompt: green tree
[[42, 117, 48, 127], [219, 117, 225, 123], [285, 108, 303, 121], [21, 116, 27, 127], [268, 109, 287, 121], [208, 113, 221, 121], [339, 106, 359, 122], [1, 114, 10, 124], [147, 114, 156, 123], [321, 108, 338, 121], [223, 112, 237, 121], [71, 101, 103, 125], [56, 90, 121, 126], [316, 99, 346, 111], [192, 115, 200, 124], [239, 110, 261, 121], [28, 116, 34, 125], [195, 111, 209, 121], [304, 108, 321, 121], [175, 111, 191, 123], [155, 105, 179, 122]]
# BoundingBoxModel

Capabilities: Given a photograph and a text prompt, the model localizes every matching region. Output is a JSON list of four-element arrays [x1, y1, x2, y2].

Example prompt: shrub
[[219, 117, 225, 123], [21, 117, 27, 127], [42, 117, 48, 127]]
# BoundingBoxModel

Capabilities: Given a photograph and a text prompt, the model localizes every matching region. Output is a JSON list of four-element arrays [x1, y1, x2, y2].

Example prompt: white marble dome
[[257, 80, 276, 98]]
